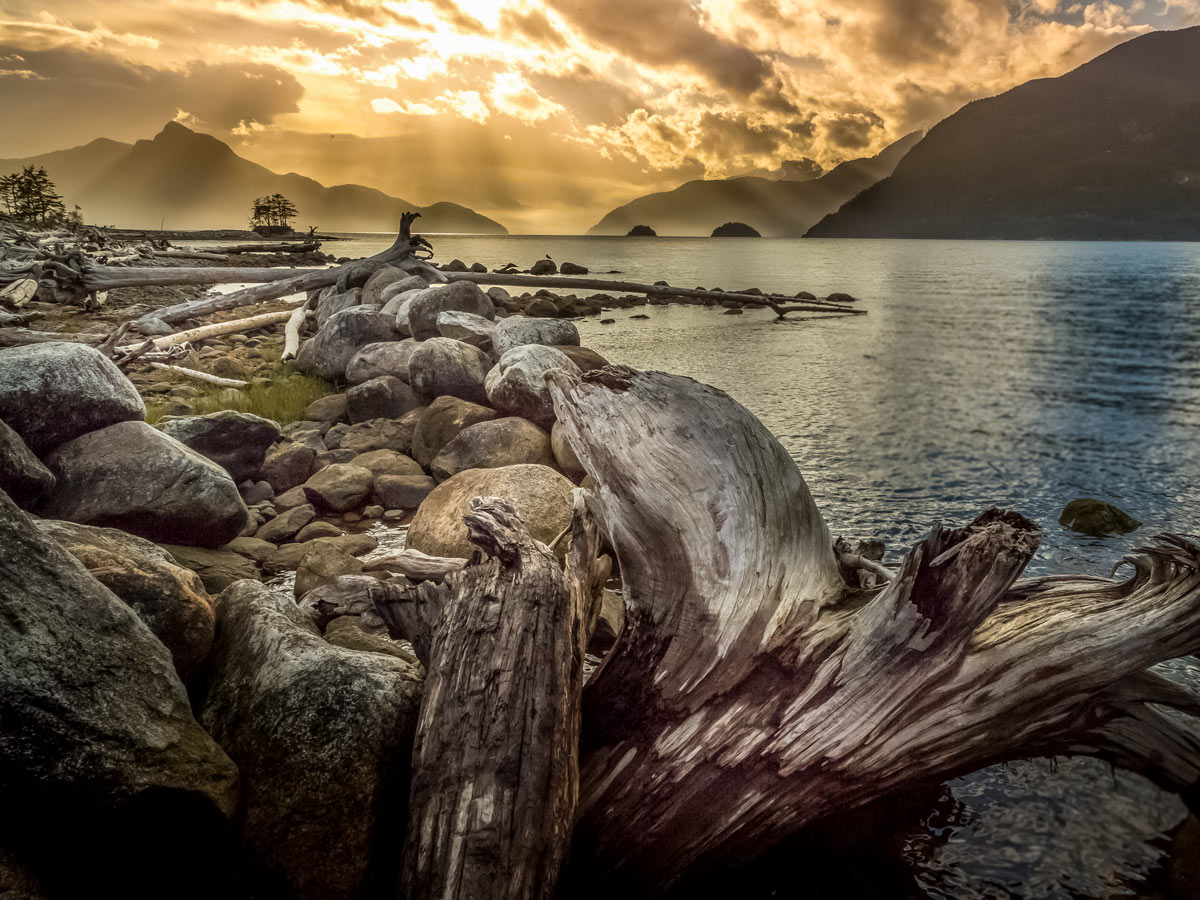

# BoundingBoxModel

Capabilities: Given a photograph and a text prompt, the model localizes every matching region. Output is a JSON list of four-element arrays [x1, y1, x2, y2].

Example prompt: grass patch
[[146, 373, 333, 426]]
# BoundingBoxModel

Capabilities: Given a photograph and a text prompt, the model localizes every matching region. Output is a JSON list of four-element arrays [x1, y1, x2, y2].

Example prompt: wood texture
[[399, 495, 603, 900], [544, 365, 1200, 895]]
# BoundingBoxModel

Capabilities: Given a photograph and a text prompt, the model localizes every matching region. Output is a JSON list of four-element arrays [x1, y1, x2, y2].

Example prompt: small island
[[625, 224, 657, 236], [711, 222, 761, 237]]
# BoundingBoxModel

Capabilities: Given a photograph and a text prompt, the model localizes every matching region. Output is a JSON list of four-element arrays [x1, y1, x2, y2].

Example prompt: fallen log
[[539, 366, 1200, 895], [81, 266, 324, 292], [280, 302, 311, 362], [118, 308, 294, 354], [392, 496, 605, 900], [192, 240, 321, 254], [441, 272, 863, 317], [0, 328, 103, 348], [134, 211, 443, 327], [148, 363, 248, 387]]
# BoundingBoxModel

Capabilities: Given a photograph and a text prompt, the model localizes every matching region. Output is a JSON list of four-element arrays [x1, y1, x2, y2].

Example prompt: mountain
[[807, 27, 1200, 240], [0, 122, 507, 234], [587, 133, 922, 237]]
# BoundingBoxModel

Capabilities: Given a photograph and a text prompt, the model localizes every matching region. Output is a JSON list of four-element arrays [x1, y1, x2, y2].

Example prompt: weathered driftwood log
[[189, 240, 321, 254], [0, 327, 103, 348], [147, 363, 247, 387], [441, 272, 862, 317], [363, 548, 468, 584], [281, 302, 312, 362], [540, 366, 1200, 895], [83, 265, 324, 292], [381, 496, 606, 900], [134, 212, 443, 327], [117, 308, 295, 354]]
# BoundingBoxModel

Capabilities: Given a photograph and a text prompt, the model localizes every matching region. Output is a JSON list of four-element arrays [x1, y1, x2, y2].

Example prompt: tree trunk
[[393, 495, 606, 900], [541, 365, 1200, 896]]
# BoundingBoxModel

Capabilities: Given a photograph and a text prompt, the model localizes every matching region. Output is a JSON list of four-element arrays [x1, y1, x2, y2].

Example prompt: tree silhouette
[[0, 166, 68, 227], [249, 193, 298, 233]]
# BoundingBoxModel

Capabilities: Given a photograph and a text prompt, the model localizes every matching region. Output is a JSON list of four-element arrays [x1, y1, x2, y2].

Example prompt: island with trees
[[711, 221, 761, 237]]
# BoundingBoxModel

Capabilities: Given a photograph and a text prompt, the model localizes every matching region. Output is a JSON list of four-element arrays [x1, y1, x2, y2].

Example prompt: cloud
[[822, 110, 884, 149], [490, 71, 565, 121]]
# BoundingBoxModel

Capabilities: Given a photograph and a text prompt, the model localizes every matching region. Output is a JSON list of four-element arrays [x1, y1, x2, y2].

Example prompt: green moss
[[145, 374, 332, 426]]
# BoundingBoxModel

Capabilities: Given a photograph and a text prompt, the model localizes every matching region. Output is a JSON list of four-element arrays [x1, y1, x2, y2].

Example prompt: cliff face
[[806, 27, 1200, 240], [0, 122, 508, 234]]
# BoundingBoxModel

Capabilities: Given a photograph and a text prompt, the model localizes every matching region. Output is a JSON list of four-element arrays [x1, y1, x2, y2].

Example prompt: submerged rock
[[406, 463, 574, 559], [37, 519, 216, 684], [40, 420, 249, 548], [1059, 498, 1141, 537], [157, 410, 281, 483], [199, 580, 422, 900], [0, 343, 145, 455]]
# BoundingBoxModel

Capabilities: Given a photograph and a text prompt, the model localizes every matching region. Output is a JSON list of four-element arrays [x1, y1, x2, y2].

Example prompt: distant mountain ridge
[[587, 133, 922, 237], [0, 122, 507, 234], [806, 27, 1200, 240]]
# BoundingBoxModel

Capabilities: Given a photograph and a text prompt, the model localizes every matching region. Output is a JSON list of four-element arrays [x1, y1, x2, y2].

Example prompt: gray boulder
[[408, 337, 491, 405], [530, 258, 557, 275], [157, 410, 282, 482], [492, 316, 581, 355], [297, 307, 400, 381], [411, 395, 496, 468], [315, 287, 361, 327], [484, 344, 581, 428], [302, 463, 374, 513], [346, 375, 420, 423], [37, 519, 216, 684], [1059, 498, 1142, 537], [200, 580, 422, 900], [0, 490, 237, 848], [380, 275, 428, 305], [437, 310, 495, 350], [157, 544, 260, 595], [406, 463, 574, 559], [350, 449, 424, 479], [560, 261, 588, 275], [304, 393, 348, 423], [0, 343, 145, 454], [430, 417, 555, 482], [41, 421, 249, 548], [345, 340, 418, 385], [260, 441, 318, 493], [255, 503, 316, 543], [0, 417, 54, 507], [406, 282, 495, 341], [360, 266, 407, 306], [337, 410, 425, 455], [373, 474, 437, 510]]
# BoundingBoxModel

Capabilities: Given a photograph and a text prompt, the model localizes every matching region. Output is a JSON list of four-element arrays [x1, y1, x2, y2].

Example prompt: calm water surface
[[330, 235, 1200, 899]]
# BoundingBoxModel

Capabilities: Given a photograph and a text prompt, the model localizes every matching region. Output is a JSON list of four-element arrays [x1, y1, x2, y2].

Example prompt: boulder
[[325, 617, 420, 666], [560, 261, 588, 275], [410, 395, 496, 468], [199, 581, 422, 900], [360, 266, 407, 306], [526, 297, 560, 317], [315, 287, 361, 327], [492, 316, 580, 355], [389, 295, 417, 335], [260, 441, 318, 493], [255, 503, 316, 543], [313, 448, 356, 470], [160, 544, 260, 594], [242, 480, 274, 504], [551, 420, 587, 479], [345, 340, 418, 385], [346, 375, 420, 423], [437, 311, 495, 350], [40, 421, 249, 548], [302, 463, 374, 513], [294, 541, 365, 598], [1059, 498, 1142, 537], [157, 410, 282, 483], [0, 491, 237, 875], [336, 411, 425, 455], [351, 449, 424, 479], [304, 393, 348, 423], [298, 574, 388, 630], [37, 519, 215, 683], [379, 275, 428, 306], [407, 337, 491, 405], [554, 345, 610, 373], [0, 343, 145, 455], [373, 474, 437, 510], [484, 344, 581, 428], [530, 258, 557, 275], [406, 463, 574, 559], [0, 417, 54, 507], [225, 535, 277, 565], [430, 417, 555, 481], [296, 307, 400, 381], [295, 521, 342, 542], [406, 282, 495, 341]]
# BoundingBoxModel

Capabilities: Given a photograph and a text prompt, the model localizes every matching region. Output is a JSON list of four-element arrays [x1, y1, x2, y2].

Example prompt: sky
[[1, 0, 1197, 232]]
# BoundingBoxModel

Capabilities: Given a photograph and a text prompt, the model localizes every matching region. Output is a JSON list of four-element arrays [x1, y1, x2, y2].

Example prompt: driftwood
[[363, 549, 467, 583], [512, 365, 1200, 895], [192, 240, 321, 254], [83, 265, 322, 293], [388, 496, 606, 900], [0, 328, 103, 348], [134, 212, 443, 327], [147, 363, 247, 387], [118, 309, 294, 354], [441, 272, 862, 317]]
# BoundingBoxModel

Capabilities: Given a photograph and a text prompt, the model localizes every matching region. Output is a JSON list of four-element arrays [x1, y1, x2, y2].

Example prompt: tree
[[0, 166, 67, 227], [249, 193, 298, 234]]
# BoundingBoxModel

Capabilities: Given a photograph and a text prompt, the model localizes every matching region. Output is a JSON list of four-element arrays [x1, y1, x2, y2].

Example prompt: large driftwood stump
[[542, 366, 1200, 895], [392, 495, 606, 900]]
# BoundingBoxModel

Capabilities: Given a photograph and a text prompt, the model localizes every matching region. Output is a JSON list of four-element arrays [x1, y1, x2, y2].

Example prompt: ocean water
[[329, 234, 1200, 899]]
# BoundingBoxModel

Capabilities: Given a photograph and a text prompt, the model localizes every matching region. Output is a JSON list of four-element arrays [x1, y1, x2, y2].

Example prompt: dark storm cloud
[[545, 0, 770, 94], [822, 110, 884, 149], [776, 157, 823, 180], [0, 45, 302, 154], [696, 110, 790, 156]]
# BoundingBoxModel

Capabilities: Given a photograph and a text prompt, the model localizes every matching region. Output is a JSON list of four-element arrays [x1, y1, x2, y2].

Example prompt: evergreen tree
[[0, 167, 67, 226]]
